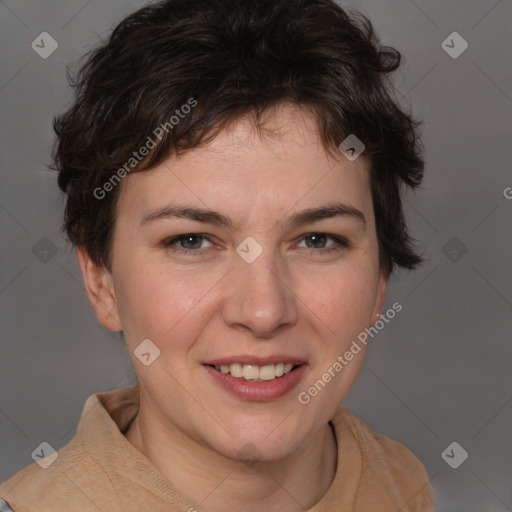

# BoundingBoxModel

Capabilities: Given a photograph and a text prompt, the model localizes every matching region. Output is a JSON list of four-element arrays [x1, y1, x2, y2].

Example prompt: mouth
[[202, 358, 308, 401], [207, 362, 300, 382]]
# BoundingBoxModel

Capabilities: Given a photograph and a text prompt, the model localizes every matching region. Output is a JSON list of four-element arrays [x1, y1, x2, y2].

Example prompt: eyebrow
[[140, 202, 366, 229]]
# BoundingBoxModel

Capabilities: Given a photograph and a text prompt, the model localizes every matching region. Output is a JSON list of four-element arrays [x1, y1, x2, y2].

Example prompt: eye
[[296, 233, 349, 255], [161, 232, 349, 257], [161, 234, 214, 255]]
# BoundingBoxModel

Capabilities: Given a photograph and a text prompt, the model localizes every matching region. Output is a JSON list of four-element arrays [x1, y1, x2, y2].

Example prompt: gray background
[[1, 0, 511, 510]]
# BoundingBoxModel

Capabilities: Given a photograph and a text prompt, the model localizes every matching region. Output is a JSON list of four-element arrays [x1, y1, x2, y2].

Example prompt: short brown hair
[[53, 0, 425, 277]]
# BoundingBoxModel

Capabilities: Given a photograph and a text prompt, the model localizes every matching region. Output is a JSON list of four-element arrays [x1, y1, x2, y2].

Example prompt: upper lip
[[203, 355, 307, 366]]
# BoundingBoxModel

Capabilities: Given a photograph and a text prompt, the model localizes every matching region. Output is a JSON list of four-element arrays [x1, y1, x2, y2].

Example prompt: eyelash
[[161, 233, 349, 256]]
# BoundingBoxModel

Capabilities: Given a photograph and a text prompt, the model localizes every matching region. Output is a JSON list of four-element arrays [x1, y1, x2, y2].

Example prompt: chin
[[211, 423, 307, 464], [229, 441, 297, 465]]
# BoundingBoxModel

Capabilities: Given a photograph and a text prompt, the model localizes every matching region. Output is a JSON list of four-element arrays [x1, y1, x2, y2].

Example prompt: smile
[[211, 363, 297, 381], [203, 360, 307, 401]]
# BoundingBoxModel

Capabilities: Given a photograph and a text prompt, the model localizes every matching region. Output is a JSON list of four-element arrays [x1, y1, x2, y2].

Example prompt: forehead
[[117, 104, 372, 226]]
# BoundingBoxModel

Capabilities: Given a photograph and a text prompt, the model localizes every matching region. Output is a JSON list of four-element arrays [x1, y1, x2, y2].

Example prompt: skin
[[77, 103, 387, 511]]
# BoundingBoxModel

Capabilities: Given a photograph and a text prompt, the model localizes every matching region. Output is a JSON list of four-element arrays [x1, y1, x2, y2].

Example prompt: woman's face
[[88, 104, 386, 461]]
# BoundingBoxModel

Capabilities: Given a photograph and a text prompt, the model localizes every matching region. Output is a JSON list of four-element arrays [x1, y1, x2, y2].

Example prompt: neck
[[125, 400, 338, 511]]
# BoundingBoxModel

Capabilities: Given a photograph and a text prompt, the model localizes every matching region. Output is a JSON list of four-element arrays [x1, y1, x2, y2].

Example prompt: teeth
[[259, 365, 276, 381], [243, 365, 260, 380], [230, 363, 243, 378], [213, 363, 298, 381]]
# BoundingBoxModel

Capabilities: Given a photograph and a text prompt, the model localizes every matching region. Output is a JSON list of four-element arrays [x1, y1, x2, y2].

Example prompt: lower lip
[[203, 364, 308, 401]]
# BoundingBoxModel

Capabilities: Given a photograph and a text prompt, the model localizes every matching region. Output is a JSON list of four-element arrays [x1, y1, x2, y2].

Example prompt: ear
[[370, 271, 388, 326], [76, 247, 122, 331]]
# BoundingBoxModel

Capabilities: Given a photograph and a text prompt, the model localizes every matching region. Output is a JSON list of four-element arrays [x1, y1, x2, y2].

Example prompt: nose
[[221, 247, 299, 338]]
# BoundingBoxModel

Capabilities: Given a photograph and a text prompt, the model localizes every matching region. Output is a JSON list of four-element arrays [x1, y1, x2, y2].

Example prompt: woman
[[0, 0, 435, 510]]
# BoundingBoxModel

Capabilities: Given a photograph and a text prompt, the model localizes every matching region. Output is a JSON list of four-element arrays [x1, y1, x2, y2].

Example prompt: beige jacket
[[0, 386, 435, 511]]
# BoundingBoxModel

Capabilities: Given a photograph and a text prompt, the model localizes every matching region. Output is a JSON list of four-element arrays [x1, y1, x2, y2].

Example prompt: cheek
[[114, 261, 219, 345], [304, 264, 378, 338]]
